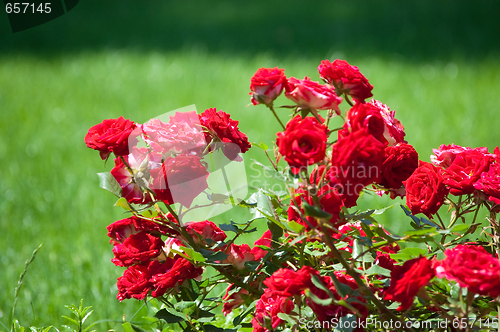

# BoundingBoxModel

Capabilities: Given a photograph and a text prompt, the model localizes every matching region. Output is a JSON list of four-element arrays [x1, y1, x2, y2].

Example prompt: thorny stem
[[320, 224, 416, 332]]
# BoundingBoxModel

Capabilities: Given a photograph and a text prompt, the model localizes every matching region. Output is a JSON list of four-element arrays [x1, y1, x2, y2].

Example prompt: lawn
[[1, 0, 500, 330]]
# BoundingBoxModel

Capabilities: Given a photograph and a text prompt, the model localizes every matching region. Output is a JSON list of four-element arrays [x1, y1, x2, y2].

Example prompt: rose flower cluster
[[86, 58, 500, 332]]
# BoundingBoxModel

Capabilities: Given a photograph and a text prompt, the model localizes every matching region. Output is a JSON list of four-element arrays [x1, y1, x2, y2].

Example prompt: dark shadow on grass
[[1, 0, 499, 61]]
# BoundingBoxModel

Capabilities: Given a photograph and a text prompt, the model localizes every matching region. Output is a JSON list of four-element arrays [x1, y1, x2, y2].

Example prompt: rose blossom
[[107, 216, 173, 244], [370, 100, 406, 145], [251, 230, 272, 260], [111, 231, 164, 267], [150, 257, 203, 298], [379, 143, 419, 190], [318, 59, 373, 102], [150, 154, 209, 207], [285, 77, 342, 113], [430, 144, 485, 168], [384, 256, 435, 310], [339, 102, 387, 143], [443, 147, 493, 195], [436, 244, 500, 298], [333, 221, 400, 254], [250, 67, 287, 105], [198, 108, 251, 161], [307, 272, 368, 326], [110, 156, 152, 204], [404, 161, 449, 218], [142, 111, 206, 156], [251, 288, 294, 332], [263, 266, 317, 297], [331, 129, 385, 206], [474, 162, 500, 204], [117, 261, 155, 301], [222, 284, 250, 315], [223, 244, 256, 270], [85, 116, 137, 160], [276, 115, 328, 172], [185, 220, 227, 244], [288, 184, 344, 230]]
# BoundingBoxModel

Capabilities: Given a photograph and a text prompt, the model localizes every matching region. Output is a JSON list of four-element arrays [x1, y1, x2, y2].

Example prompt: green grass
[[1, 0, 500, 330]]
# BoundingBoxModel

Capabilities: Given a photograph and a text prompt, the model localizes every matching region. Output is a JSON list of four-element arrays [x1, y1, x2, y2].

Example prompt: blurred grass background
[[1, 0, 500, 329]]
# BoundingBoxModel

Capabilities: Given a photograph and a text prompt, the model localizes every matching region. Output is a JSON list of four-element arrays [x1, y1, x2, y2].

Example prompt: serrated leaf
[[155, 308, 186, 323], [390, 247, 427, 260], [219, 223, 239, 233], [287, 220, 305, 233], [201, 250, 229, 262], [175, 301, 196, 315], [178, 246, 206, 263], [97, 172, 122, 197], [330, 273, 354, 298], [302, 201, 333, 219], [362, 265, 391, 277]]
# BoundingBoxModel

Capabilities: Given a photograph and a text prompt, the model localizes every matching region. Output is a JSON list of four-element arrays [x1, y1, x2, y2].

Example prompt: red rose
[[307, 272, 367, 325], [474, 162, 500, 204], [443, 148, 493, 195], [185, 220, 227, 244], [150, 155, 209, 207], [110, 156, 152, 204], [285, 77, 342, 113], [223, 244, 256, 270], [263, 266, 317, 297], [384, 256, 435, 310], [436, 244, 500, 298], [142, 111, 206, 156], [250, 67, 287, 105], [222, 284, 250, 316], [150, 257, 203, 298], [339, 102, 387, 143], [404, 161, 449, 218], [251, 288, 294, 331], [333, 221, 400, 254], [107, 216, 173, 244], [331, 129, 385, 206], [370, 100, 406, 145], [380, 143, 419, 190], [318, 59, 373, 102], [430, 144, 484, 168], [111, 231, 164, 267], [276, 115, 328, 172], [117, 261, 155, 301], [85, 116, 137, 160], [288, 184, 344, 230], [198, 108, 251, 161], [251, 230, 272, 260]]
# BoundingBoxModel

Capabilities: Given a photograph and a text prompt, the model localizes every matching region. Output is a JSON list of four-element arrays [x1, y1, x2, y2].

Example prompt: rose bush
[[86, 59, 500, 332]]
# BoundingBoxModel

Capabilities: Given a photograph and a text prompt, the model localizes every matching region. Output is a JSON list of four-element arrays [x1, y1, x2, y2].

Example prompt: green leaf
[[362, 265, 391, 277], [178, 246, 206, 263], [390, 247, 427, 260], [201, 250, 228, 263], [451, 224, 469, 232], [303, 288, 334, 306], [233, 300, 258, 326], [114, 197, 132, 210], [287, 220, 305, 233], [405, 227, 436, 236], [251, 142, 269, 151], [97, 172, 122, 197], [330, 272, 354, 298], [302, 201, 332, 219], [155, 308, 186, 323], [218, 223, 239, 233], [175, 301, 197, 315]]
